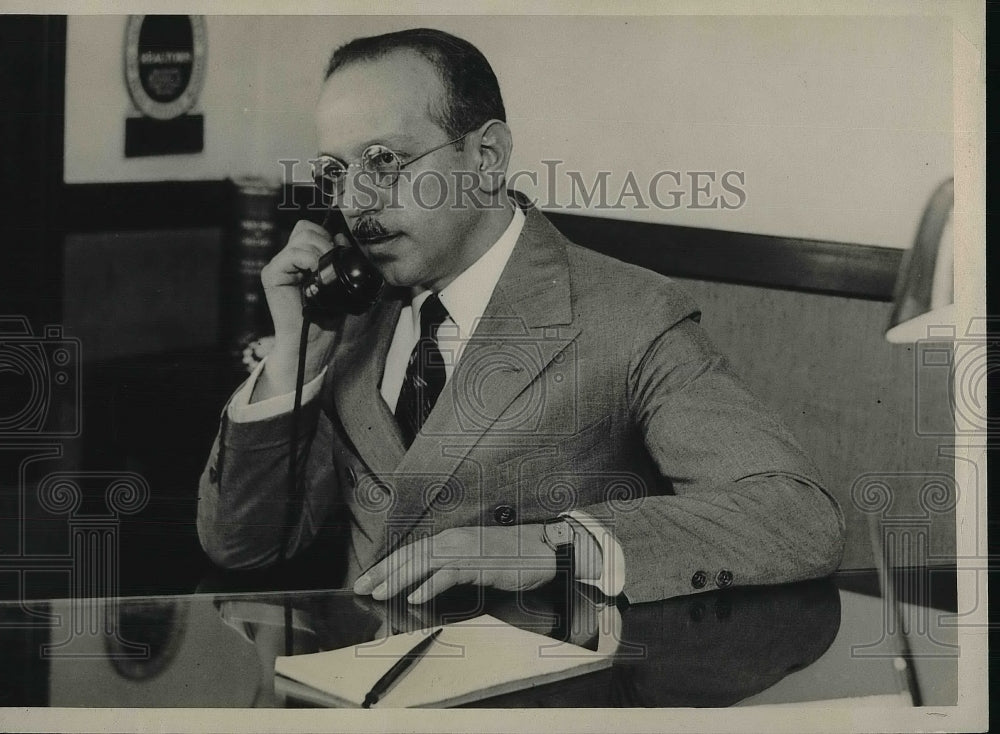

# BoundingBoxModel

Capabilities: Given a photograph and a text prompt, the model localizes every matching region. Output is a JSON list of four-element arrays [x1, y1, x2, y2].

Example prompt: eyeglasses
[[312, 130, 471, 205]]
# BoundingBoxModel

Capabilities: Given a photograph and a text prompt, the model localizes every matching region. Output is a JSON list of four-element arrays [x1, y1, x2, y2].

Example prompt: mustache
[[352, 217, 390, 242]]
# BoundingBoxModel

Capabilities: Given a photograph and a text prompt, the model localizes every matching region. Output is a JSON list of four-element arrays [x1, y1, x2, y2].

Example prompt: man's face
[[315, 51, 481, 291]]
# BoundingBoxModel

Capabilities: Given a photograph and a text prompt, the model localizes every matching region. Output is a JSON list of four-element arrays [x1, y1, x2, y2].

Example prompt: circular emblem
[[124, 15, 207, 120]]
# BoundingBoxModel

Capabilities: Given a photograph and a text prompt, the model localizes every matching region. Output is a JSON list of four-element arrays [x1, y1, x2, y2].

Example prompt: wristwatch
[[541, 519, 576, 583]]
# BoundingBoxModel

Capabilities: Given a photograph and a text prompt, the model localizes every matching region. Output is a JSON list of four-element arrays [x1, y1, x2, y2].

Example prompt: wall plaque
[[123, 15, 207, 157]]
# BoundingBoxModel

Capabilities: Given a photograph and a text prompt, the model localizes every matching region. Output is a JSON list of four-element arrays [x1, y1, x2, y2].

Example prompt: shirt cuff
[[563, 510, 625, 597], [227, 358, 327, 423]]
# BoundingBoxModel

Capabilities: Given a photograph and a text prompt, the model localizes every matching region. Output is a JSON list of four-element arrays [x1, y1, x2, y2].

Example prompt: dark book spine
[[224, 177, 281, 373]]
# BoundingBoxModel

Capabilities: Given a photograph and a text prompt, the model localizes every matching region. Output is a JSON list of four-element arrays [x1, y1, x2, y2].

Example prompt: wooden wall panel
[[62, 229, 223, 362]]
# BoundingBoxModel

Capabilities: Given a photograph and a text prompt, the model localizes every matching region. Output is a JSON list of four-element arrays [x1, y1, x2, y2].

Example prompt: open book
[[274, 614, 614, 708]]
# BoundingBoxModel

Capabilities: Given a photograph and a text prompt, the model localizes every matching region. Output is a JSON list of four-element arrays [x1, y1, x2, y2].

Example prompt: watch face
[[124, 15, 207, 120], [544, 520, 573, 547]]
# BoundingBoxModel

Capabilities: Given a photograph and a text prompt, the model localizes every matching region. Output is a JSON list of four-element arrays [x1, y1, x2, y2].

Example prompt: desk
[[0, 569, 956, 709]]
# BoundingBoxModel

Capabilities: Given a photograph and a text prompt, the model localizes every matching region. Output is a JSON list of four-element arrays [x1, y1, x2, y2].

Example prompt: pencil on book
[[361, 628, 443, 709]]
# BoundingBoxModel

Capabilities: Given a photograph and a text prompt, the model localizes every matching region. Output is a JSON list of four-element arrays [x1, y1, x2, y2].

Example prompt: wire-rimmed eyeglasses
[[312, 130, 471, 205]]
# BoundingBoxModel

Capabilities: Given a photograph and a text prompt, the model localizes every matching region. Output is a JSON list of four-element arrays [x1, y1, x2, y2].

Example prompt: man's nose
[[339, 170, 384, 220]]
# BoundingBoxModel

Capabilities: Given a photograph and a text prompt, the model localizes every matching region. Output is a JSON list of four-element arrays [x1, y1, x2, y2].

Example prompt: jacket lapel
[[385, 208, 581, 537], [330, 290, 408, 476]]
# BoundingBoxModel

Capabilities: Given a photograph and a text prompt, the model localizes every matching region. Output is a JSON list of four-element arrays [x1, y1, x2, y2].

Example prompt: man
[[197, 28, 845, 604]]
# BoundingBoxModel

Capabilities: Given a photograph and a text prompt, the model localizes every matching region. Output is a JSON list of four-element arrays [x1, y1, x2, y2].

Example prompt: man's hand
[[252, 220, 344, 401], [353, 525, 560, 605]]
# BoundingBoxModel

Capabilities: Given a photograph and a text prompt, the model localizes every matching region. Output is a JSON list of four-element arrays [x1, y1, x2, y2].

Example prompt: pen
[[362, 627, 442, 709]]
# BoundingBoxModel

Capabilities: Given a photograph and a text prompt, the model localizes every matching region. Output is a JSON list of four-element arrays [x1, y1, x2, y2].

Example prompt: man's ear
[[471, 119, 512, 194]]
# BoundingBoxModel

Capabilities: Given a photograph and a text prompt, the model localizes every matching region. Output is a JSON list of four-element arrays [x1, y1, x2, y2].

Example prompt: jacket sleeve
[[578, 289, 845, 603], [196, 387, 340, 570]]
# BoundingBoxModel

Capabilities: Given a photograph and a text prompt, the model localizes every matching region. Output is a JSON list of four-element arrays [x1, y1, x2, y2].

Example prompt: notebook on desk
[[274, 613, 614, 708]]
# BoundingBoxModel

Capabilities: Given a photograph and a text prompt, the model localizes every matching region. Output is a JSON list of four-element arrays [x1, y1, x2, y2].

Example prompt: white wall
[[64, 15, 263, 183], [65, 14, 953, 248]]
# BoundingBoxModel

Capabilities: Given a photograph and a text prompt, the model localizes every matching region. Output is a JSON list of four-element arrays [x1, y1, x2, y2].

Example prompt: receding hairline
[[322, 47, 452, 133]]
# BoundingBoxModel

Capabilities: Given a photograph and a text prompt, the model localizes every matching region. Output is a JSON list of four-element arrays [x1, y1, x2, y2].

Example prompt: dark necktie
[[394, 293, 450, 447]]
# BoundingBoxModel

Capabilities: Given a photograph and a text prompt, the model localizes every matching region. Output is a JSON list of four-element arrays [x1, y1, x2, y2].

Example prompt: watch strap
[[543, 520, 576, 641]]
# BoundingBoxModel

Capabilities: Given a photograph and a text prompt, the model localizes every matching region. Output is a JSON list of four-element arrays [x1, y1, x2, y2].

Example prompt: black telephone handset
[[301, 209, 384, 320]]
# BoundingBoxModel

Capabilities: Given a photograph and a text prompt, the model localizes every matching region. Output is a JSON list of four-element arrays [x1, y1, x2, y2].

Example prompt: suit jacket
[[197, 205, 845, 603]]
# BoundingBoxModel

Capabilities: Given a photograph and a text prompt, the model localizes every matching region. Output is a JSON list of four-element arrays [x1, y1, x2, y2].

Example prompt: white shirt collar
[[409, 206, 526, 338]]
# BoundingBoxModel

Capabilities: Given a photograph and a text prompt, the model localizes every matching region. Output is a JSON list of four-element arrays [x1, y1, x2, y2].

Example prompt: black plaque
[[125, 115, 204, 157], [123, 15, 206, 157]]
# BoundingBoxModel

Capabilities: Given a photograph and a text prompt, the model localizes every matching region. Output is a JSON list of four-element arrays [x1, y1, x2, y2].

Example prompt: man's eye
[[318, 159, 346, 176]]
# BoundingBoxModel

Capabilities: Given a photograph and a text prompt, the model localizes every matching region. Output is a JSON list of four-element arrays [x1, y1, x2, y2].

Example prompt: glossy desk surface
[[0, 570, 956, 709]]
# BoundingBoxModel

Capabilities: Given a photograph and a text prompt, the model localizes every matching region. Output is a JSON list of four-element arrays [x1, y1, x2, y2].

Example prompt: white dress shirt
[[228, 206, 624, 596]]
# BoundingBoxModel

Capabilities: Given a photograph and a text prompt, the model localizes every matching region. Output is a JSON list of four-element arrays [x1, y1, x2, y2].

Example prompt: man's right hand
[[252, 220, 345, 402]]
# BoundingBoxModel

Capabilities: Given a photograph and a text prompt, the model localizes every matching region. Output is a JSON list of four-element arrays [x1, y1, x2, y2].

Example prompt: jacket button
[[716, 569, 734, 588], [347, 467, 358, 487], [208, 465, 218, 483], [493, 504, 516, 525], [691, 570, 707, 589]]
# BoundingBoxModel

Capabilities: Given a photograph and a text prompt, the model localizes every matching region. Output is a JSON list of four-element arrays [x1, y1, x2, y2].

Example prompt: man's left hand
[[352, 525, 557, 604]]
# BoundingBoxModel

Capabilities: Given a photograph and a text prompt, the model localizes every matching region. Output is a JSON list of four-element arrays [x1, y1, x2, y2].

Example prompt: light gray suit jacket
[[197, 206, 845, 603]]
